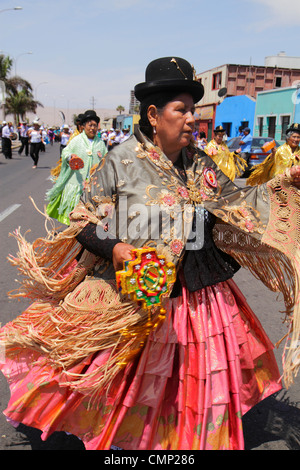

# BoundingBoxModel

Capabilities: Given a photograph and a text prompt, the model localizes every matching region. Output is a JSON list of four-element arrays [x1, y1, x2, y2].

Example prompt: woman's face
[[83, 119, 98, 139], [287, 132, 300, 150], [149, 93, 195, 160], [214, 132, 224, 144]]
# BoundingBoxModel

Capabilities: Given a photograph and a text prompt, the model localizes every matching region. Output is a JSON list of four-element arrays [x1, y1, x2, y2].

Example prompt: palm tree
[[0, 53, 42, 123], [4, 89, 42, 123], [116, 105, 125, 115], [0, 54, 13, 82]]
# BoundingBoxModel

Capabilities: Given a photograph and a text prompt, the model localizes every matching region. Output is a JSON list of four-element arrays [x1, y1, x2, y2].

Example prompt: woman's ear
[[147, 104, 158, 128]]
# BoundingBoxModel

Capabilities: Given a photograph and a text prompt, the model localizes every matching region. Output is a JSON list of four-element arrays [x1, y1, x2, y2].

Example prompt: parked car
[[227, 136, 281, 177]]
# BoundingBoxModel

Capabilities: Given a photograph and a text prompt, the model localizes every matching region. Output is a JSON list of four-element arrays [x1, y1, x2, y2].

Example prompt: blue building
[[214, 95, 256, 139]]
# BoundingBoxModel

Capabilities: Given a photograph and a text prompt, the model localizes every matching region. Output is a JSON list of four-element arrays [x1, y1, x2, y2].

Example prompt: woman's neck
[[153, 136, 181, 163], [165, 150, 181, 163]]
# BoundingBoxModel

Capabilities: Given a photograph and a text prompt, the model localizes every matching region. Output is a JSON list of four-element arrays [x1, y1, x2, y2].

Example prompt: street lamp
[[35, 82, 48, 100], [0, 7, 23, 13], [15, 51, 32, 75]]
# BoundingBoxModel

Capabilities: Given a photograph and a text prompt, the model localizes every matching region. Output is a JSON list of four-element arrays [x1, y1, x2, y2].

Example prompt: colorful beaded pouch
[[116, 247, 176, 313]]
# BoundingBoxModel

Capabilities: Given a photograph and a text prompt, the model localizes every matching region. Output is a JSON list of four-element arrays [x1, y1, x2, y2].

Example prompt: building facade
[[195, 58, 300, 140], [253, 86, 300, 144], [214, 95, 256, 139]]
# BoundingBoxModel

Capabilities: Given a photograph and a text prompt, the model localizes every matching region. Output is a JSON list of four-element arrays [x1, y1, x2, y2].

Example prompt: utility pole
[[90, 96, 96, 110]]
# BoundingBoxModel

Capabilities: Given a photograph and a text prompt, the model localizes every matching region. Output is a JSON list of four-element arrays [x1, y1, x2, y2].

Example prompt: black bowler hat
[[286, 123, 300, 134], [81, 110, 100, 124], [134, 57, 204, 103], [214, 125, 226, 133], [76, 113, 84, 123]]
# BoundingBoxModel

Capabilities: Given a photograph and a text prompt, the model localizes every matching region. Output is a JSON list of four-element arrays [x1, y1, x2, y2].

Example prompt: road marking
[[0, 204, 22, 222]]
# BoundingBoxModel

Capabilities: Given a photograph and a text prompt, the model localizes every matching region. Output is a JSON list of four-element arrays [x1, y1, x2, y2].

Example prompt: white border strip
[[0, 204, 21, 222]]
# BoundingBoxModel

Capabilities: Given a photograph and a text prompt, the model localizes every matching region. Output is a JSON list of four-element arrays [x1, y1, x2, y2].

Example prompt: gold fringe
[[214, 224, 294, 313], [214, 178, 300, 390], [7, 199, 99, 302], [246, 154, 274, 186], [2, 200, 166, 402], [50, 159, 62, 179], [2, 278, 162, 403]]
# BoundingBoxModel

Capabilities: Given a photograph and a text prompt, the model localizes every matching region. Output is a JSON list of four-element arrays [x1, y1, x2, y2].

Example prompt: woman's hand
[[112, 242, 135, 271], [290, 165, 300, 188]]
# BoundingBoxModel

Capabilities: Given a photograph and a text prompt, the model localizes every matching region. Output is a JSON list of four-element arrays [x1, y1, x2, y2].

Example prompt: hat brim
[[82, 116, 100, 124], [134, 79, 204, 103], [287, 126, 300, 135]]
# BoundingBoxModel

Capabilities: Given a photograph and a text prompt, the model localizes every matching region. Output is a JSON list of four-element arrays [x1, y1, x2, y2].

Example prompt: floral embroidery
[[148, 148, 161, 163], [170, 239, 184, 255], [177, 186, 189, 199], [145, 187, 181, 213], [160, 191, 177, 207], [214, 200, 265, 234]]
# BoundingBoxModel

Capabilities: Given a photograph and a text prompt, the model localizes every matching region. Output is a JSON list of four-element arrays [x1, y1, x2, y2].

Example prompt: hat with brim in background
[[76, 113, 84, 124], [134, 57, 204, 103], [81, 110, 100, 124], [214, 125, 226, 133], [286, 123, 300, 135]]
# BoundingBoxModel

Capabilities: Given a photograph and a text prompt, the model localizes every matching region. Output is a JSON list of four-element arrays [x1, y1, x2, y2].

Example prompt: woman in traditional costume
[[50, 114, 85, 179], [205, 125, 247, 181], [46, 110, 107, 225], [1, 57, 300, 451], [247, 123, 300, 186]]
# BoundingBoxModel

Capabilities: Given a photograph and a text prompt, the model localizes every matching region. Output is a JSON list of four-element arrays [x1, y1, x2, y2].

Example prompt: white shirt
[[30, 129, 42, 143], [2, 125, 13, 138], [20, 125, 28, 137]]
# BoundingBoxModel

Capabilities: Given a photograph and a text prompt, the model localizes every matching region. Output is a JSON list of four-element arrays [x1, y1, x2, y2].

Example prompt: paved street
[[0, 143, 299, 450]]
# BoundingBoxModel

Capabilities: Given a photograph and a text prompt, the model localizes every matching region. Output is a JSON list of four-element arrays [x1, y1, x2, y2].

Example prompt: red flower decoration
[[69, 154, 84, 170], [148, 149, 161, 162], [170, 239, 184, 255], [177, 186, 189, 199]]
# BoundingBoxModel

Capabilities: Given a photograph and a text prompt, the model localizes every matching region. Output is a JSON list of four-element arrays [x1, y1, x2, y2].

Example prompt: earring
[[153, 126, 157, 134]]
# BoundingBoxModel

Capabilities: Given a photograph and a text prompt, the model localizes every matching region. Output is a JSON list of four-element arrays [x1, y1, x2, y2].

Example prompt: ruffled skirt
[[0, 279, 281, 450]]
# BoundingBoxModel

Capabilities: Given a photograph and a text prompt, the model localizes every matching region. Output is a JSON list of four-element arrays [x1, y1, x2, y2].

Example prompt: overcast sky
[[1, 0, 300, 113]]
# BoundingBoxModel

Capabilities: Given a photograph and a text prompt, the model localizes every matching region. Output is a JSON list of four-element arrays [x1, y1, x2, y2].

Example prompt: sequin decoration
[[203, 167, 218, 188]]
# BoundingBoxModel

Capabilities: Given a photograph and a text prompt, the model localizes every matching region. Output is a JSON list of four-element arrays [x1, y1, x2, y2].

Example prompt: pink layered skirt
[[0, 279, 281, 450]]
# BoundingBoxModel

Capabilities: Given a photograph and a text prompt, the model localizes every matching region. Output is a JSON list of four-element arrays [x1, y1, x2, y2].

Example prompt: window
[[281, 115, 290, 139], [275, 76, 282, 87], [212, 72, 222, 90], [268, 116, 276, 138], [257, 117, 263, 136], [222, 122, 232, 137], [241, 121, 249, 129]]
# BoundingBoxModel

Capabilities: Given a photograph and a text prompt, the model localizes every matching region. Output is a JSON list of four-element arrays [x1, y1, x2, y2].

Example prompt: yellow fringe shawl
[[2, 201, 164, 400]]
